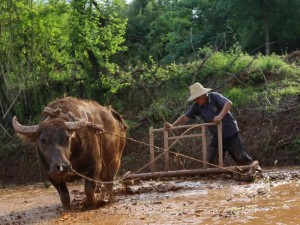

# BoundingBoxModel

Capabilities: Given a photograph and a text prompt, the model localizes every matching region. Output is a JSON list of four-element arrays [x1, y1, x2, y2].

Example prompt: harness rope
[[69, 124, 247, 185], [43, 108, 248, 185]]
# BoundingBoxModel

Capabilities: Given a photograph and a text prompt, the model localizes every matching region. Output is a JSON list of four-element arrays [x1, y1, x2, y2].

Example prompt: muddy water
[[0, 168, 300, 225]]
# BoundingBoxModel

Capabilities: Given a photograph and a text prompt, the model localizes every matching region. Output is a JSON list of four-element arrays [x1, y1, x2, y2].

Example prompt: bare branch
[[2, 90, 21, 120], [212, 56, 256, 92], [192, 46, 219, 84]]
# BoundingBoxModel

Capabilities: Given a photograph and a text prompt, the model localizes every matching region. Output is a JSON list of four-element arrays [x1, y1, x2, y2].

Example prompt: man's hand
[[213, 115, 223, 123], [164, 122, 172, 130], [213, 101, 232, 123], [164, 115, 188, 130]]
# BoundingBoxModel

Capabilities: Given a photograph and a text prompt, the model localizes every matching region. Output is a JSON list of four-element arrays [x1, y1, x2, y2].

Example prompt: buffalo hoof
[[81, 200, 109, 211], [97, 199, 110, 207], [63, 204, 71, 210]]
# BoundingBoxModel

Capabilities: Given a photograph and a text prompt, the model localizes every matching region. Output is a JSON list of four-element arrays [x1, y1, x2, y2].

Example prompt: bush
[[224, 87, 258, 107]]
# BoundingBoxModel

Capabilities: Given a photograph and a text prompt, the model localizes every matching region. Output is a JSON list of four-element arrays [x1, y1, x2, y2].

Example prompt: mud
[[0, 167, 300, 225]]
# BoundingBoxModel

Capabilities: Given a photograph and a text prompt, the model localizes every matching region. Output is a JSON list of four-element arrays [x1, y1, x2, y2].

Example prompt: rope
[[42, 109, 248, 185], [70, 168, 127, 185], [104, 124, 247, 177], [69, 124, 247, 185]]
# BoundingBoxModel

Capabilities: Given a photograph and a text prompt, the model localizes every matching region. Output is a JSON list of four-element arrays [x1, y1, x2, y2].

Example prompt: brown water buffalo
[[12, 96, 127, 209]]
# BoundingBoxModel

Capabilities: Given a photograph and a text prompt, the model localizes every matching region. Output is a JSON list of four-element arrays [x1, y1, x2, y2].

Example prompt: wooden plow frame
[[125, 122, 255, 180], [149, 122, 223, 172]]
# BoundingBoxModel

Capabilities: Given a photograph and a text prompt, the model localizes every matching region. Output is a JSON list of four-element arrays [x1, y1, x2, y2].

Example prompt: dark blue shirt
[[185, 92, 239, 141]]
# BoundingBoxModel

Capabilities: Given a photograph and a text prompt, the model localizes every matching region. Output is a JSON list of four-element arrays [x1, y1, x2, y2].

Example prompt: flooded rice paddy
[[0, 167, 300, 225]]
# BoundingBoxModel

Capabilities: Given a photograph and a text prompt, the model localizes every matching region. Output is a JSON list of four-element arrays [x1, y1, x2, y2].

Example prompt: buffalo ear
[[15, 132, 39, 146]]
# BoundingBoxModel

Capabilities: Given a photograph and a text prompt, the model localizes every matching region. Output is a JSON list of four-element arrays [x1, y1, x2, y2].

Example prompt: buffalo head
[[13, 110, 88, 177]]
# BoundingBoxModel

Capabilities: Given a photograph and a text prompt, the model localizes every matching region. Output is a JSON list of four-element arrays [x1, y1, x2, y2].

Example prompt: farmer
[[164, 82, 255, 166]]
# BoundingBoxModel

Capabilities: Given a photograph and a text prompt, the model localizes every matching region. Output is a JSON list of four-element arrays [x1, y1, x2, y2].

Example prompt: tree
[[125, 0, 300, 63], [68, 0, 127, 97], [218, 0, 300, 54], [0, 0, 128, 121], [0, 0, 74, 118], [124, 0, 161, 64]]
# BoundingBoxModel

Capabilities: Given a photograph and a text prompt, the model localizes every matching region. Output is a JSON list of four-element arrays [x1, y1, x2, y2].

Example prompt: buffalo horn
[[66, 111, 88, 130], [12, 116, 39, 134]]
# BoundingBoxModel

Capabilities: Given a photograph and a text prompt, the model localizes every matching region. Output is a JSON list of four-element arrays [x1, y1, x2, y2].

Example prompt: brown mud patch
[[1, 167, 300, 225]]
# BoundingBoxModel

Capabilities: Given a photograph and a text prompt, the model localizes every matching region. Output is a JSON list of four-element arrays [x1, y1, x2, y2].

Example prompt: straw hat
[[187, 82, 211, 101]]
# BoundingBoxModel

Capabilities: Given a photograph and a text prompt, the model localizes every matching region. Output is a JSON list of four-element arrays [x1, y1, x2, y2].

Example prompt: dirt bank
[[1, 167, 299, 225]]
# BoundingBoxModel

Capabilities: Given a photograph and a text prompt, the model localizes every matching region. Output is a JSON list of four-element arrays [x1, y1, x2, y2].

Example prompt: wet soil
[[1, 167, 300, 225]]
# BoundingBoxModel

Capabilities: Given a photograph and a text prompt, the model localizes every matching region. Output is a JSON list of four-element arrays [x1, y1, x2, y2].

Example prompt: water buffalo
[[12, 96, 127, 209]]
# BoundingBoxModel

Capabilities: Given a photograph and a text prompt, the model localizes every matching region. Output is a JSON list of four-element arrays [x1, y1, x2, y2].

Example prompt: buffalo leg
[[49, 178, 70, 210], [101, 159, 121, 201], [84, 180, 97, 208]]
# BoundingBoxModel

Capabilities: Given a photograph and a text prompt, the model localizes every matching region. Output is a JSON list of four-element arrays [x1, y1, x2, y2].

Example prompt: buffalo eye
[[40, 136, 47, 144], [64, 133, 71, 143]]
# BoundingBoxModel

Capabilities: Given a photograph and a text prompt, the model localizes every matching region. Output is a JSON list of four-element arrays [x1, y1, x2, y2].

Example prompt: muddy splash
[[0, 168, 299, 225]]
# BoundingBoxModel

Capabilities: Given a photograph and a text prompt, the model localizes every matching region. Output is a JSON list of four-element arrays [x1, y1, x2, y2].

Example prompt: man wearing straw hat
[[164, 82, 254, 166]]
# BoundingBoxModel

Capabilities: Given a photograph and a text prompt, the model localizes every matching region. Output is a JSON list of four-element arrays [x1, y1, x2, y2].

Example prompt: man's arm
[[164, 115, 189, 130], [213, 100, 232, 122]]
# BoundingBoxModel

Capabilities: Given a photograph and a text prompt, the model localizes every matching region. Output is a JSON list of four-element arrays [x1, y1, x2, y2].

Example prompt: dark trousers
[[208, 132, 253, 165]]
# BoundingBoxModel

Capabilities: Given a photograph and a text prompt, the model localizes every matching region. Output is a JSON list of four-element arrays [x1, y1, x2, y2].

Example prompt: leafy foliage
[[125, 0, 300, 64], [0, 0, 128, 122]]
